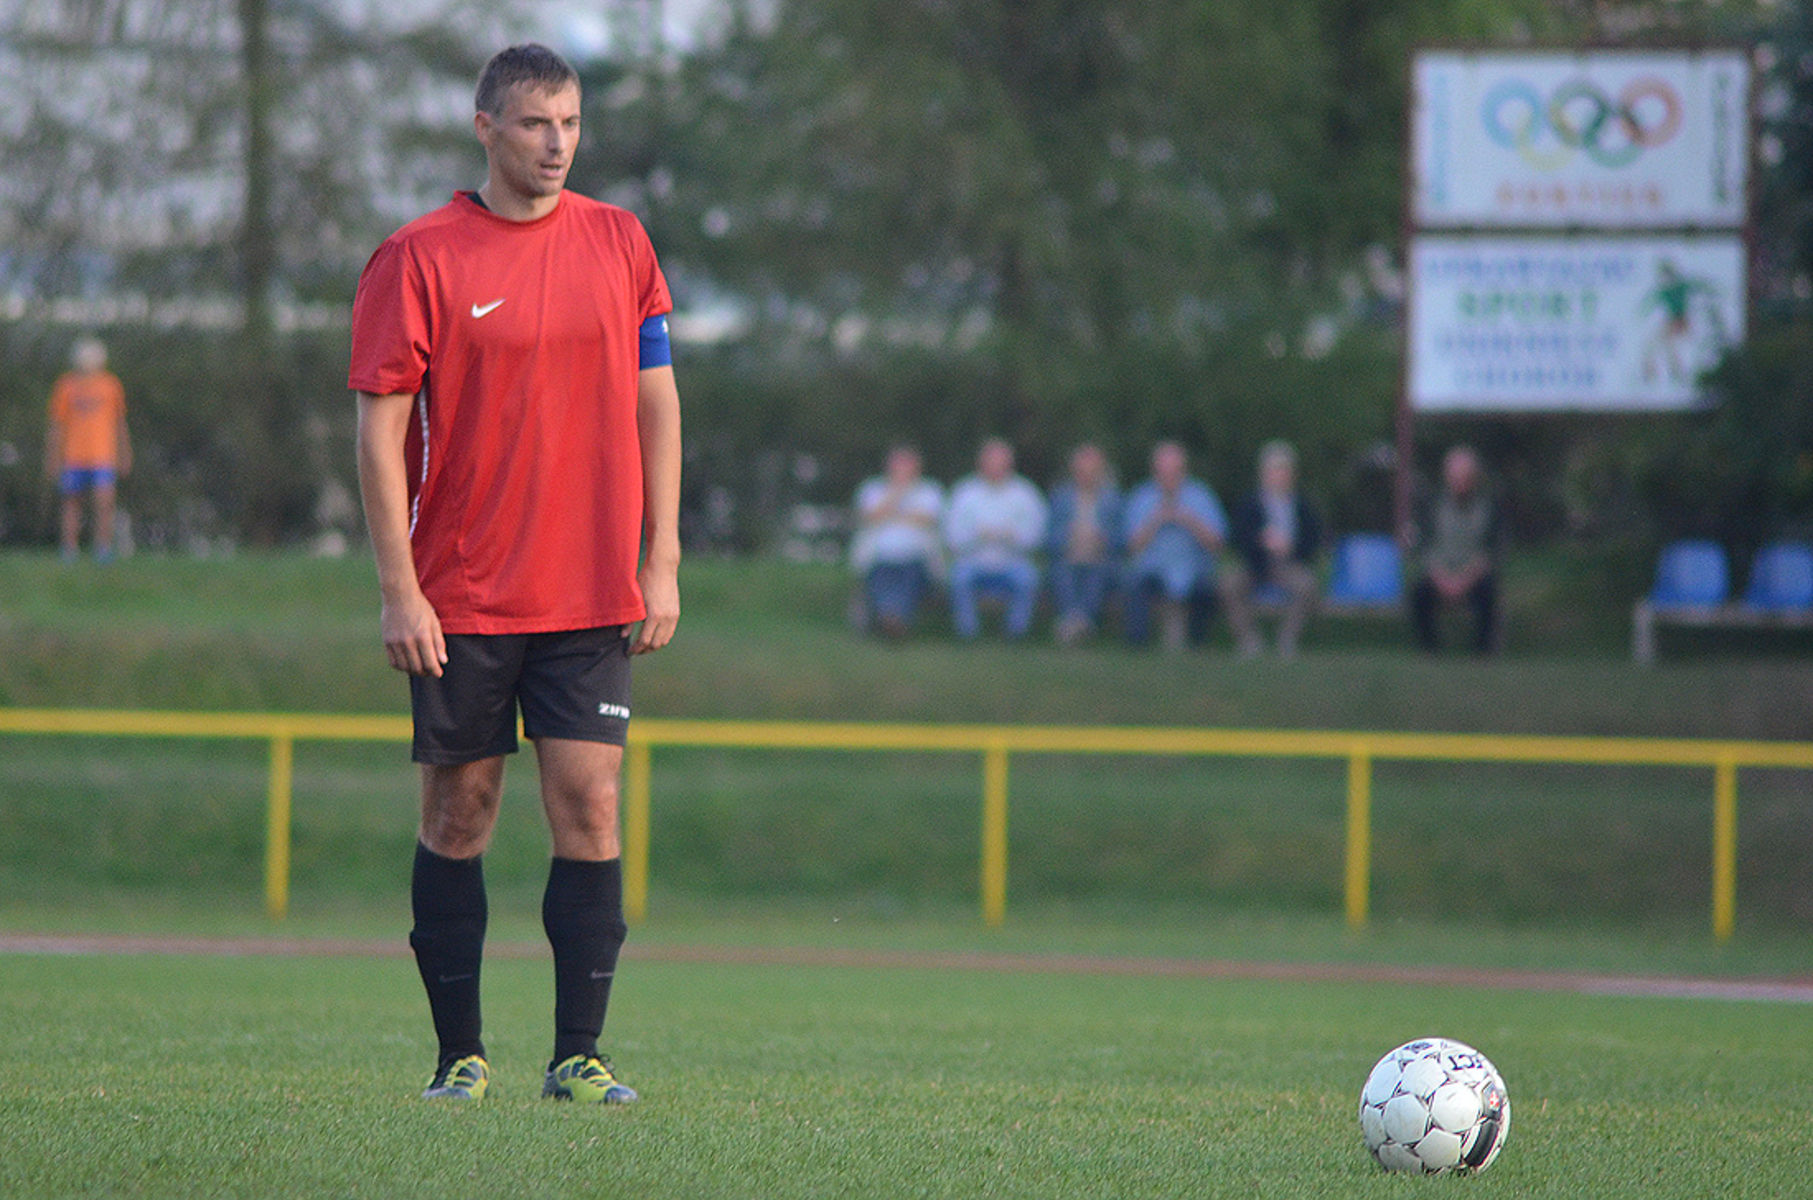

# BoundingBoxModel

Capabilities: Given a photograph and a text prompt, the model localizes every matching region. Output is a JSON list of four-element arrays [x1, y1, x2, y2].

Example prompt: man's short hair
[[475, 43, 579, 116], [72, 336, 107, 369]]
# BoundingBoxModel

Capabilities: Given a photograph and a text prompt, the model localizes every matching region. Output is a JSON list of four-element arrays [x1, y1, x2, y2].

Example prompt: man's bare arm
[[631, 365, 682, 655], [355, 390, 446, 677]]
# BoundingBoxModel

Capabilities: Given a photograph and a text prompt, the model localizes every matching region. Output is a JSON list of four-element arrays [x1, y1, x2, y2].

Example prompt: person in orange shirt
[[44, 337, 132, 562]]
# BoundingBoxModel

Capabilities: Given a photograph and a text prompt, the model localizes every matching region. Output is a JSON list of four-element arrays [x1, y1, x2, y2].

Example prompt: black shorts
[[410, 626, 632, 765]]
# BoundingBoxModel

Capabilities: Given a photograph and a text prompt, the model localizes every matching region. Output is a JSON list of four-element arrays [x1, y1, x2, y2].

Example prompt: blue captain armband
[[639, 313, 673, 369]]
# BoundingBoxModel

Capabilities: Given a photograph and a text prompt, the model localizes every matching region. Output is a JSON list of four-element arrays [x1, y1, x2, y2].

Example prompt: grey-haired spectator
[[1221, 440, 1323, 659]]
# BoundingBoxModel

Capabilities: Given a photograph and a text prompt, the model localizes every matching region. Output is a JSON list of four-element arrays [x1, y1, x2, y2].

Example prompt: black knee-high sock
[[542, 857, 627, 1064], [409, 842, 488, 1065]]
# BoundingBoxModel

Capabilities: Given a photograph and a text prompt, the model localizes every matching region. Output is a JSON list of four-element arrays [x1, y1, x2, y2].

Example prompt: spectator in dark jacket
[[1406, 444, 1504, 655], [1220, 440, 1323, 659]]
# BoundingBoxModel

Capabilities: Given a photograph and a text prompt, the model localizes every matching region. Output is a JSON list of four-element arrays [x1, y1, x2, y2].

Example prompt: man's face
[[1153, 444, 1186, 491], [886, 448, 921, 484], [1261, 456, 1294, 496], [978, 441, 1013, 482], [1444, 449, 1479, 496], [476, 82, 581, 204], [1071, 445, 1106, 489]]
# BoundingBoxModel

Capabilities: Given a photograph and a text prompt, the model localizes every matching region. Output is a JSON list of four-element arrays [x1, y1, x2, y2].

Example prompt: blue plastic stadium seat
[[1324, 533, 1404, 607], [1647, 539, 1730, 610], [1741, 541, 1813, 613]]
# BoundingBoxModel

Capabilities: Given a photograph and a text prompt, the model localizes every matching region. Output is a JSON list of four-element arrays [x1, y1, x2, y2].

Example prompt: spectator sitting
[[1121, 440, 1227, 650], [944, 438, 1048, 640], [1046, 442, 1122, 645], [1407, 444, 1504, 656], [1220, 440, 1323, 659], [849, 443, 945, 638]]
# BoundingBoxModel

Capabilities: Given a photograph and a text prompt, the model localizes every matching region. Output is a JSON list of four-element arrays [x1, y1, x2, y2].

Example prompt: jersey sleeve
[[347, 236, 432, 396], [629, 216, 673, 321]]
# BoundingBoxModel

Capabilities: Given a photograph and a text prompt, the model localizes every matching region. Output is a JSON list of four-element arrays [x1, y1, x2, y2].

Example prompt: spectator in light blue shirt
[[944, 438, 1048, 640], [1046, 442, 1122, 645], [1121, 440, 1227, 649]]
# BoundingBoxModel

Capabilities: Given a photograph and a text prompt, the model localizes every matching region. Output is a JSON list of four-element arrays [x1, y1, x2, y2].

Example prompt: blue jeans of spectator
[[1122, 569, 1216, 646], [1052, 561, 1114, 628], [951, 559, 1040, 639], [866, 560, 930, 629]]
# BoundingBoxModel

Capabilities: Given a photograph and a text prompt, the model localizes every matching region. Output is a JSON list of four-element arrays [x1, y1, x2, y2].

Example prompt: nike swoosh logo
[[589, 970, 615, 980], [437, 973, 474, 984], [470, 299, 505, 318]]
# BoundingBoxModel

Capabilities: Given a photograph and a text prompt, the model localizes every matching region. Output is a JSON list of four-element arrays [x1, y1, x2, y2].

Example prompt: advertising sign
[[1408, 236, 1746, 412], [1412, 50, 1751, 229]]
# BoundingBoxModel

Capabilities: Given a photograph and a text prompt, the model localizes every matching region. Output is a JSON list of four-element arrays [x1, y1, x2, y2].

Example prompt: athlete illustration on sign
[[1637, 258, 1727, 386]]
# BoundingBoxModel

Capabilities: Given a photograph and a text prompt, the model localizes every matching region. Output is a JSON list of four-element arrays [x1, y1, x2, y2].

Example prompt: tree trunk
[[238, 0, 273, 346]]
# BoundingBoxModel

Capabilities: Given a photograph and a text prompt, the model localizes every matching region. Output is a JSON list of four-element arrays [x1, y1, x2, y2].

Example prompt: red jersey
[[348, 191, 672, 634]]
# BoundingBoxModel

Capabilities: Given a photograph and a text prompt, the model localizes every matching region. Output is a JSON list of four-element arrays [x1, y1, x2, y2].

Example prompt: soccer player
[[348, 43, 681, 1104], [44, 337, 132, 563]]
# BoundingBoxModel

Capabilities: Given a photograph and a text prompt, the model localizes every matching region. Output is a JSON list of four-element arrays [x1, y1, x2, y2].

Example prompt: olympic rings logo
[[1481, 77, 1682, 169]]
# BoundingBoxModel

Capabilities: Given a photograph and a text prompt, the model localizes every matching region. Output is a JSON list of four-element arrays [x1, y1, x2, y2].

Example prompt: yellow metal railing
[[4, 707, 1811, 939]]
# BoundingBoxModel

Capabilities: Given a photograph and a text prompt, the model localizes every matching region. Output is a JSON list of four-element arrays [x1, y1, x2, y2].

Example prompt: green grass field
[[3, 551, 1811, 1196], [5, 948, 1811, 1199], [4, 550, 1812, 930]]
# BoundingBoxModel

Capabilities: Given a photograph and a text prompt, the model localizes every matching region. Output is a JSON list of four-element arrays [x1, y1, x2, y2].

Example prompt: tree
[[0, 0, 517, 545], [573, 0, 1584, 535]]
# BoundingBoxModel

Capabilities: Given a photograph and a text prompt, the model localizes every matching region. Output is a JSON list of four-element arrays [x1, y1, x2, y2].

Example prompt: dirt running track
[[4, 933, 1811, 1004]]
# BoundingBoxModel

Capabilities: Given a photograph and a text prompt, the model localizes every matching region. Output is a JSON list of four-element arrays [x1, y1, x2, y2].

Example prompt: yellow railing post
[[264, 731, 294, 921], [623, 738, 652, 924], [1344, 744, 1373, 930], [981, 738, 1010, 927], [1711, 753, 1738, 942]]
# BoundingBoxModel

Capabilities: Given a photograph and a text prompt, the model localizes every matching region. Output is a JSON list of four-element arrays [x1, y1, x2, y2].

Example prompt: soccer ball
[[1358, 1037, 1510, 1174]]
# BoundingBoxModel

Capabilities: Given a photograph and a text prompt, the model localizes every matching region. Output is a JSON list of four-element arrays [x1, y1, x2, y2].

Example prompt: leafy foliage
[[0, 0, 1806, 555]]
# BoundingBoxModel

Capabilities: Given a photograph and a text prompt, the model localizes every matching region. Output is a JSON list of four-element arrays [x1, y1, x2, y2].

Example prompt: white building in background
[[0, 0, 734, 334]]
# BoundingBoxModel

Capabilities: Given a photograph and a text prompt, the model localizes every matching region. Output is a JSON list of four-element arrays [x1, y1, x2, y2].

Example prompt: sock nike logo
[[589, 969, 614, 980], [470, 299, 505, 318], [437, 973, 474, 984]]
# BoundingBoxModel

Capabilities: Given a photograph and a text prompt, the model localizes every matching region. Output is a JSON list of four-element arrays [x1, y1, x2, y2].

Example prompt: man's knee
[[420, 763, 505, 856], [554, 797, 620, 844], [549, 779, 622, 858]]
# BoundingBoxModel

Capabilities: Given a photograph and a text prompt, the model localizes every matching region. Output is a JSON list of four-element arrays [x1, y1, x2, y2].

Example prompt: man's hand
[[380, 586, 447, 677], [1430, 562, 1485, 603], [1176, 508, 1223, 551], [631, 559, 680, 655]]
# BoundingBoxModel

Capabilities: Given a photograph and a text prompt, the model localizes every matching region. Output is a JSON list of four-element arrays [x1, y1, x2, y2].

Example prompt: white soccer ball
[[1358, 1037, 1510, 1174]]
